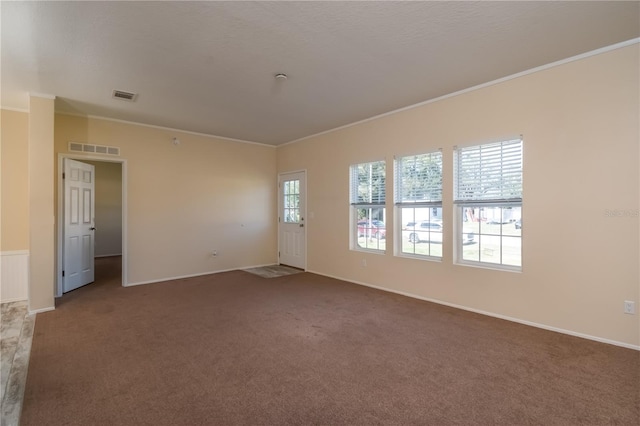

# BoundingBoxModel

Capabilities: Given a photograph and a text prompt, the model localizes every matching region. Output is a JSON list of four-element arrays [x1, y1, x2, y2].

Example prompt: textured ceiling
[[2, 1, 638, 145]]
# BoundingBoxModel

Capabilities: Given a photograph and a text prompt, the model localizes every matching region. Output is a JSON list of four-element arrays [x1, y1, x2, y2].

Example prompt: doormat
[[243, 265, 303, 278]]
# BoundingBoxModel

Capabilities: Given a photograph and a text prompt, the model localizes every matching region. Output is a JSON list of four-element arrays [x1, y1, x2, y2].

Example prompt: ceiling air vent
[[69, 142, 120, 156], [112, 89, 137, 101]]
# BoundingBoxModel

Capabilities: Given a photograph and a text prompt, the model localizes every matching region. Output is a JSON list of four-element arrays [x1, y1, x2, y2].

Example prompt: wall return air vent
[[112, 89, 137, 101], [69, 142, 120, 156]]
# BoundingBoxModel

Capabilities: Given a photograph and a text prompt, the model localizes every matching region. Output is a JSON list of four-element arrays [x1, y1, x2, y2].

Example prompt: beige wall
[[55, 115, 277, 285], [84, 161, 122, 257], [1, 109, 29, 251], [29, 95, 56, 311], [277, 45, 640, 346]]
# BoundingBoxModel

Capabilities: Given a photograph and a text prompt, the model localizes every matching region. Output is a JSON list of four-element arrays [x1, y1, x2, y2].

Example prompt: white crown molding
[[55, 111, 275, 148], [281, 37, 640, 147]]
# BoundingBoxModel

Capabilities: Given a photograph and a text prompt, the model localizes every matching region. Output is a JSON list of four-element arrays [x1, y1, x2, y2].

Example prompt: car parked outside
[[357, 219, 386, 239], [403, 220, 443, 243]]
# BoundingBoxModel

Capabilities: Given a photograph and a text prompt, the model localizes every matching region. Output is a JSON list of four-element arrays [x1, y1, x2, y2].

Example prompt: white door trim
[[277, 170, 307, 270], [56, 153, 128, 297]]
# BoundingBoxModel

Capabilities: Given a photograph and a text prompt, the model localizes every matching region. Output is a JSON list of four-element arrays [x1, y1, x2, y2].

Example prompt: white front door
[[278, 171, 306, 269], [63, 159, 96, 293]]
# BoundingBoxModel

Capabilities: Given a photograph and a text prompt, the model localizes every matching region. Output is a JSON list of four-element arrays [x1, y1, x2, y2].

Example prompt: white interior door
[[278, 171, 306, 269], [63, 159, 96, 293]]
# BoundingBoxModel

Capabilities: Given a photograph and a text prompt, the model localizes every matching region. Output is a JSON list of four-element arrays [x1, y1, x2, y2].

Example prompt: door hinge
[[62, 270, 65, 277], [62, 172, 65, 179], [278, 252, 280, 258]]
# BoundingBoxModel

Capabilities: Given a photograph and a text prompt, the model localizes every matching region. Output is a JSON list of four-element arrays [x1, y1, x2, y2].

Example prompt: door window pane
[[283, 179, 300, 223]]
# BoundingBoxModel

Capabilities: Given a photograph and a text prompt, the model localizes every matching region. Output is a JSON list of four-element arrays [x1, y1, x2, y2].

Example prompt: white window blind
[[454, 138, 522, 204], [395, 151, 442, 205], [350, 161, 385, 205]]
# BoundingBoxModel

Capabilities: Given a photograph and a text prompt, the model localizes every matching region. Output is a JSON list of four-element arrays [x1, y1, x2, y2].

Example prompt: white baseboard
[[307, 269, 640, 351], [28, 306, 55, 315], [1, 251, 29, 304], [125, 263, 275, 287]]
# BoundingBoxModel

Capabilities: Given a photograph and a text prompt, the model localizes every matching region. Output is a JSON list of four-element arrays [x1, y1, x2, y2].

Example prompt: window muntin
[[460, 205, 521, 267], [400, 207, 443, 257], [350, 161, 386, 252], [283, 179, 301, 223], [454, 138, 522, 270], [395, 151, 443, 259]]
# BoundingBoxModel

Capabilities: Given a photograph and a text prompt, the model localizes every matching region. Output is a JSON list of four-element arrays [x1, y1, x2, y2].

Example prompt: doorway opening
[[56, 154, 127, 297]]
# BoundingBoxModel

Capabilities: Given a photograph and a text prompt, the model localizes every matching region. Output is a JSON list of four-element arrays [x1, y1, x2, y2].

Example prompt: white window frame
[[395, 150, 443, 260], [454, 137, 523, 271], [350, 160, 386, 253]]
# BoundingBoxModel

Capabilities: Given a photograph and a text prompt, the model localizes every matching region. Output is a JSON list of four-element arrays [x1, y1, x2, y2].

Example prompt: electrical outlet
[[361, 258, 367, 267], [624, 301, 635, 315]]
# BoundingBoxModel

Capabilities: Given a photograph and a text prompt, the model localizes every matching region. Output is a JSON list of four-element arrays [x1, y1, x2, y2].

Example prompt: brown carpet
[[21, 257, 639, 425]]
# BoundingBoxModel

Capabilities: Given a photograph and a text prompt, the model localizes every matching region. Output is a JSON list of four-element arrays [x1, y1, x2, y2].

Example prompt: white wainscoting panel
[[1, 251, 29, 303]]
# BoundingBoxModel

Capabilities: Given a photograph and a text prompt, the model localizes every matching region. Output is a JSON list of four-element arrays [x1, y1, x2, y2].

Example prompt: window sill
[[352, 247, 386, 255], [396, 253, 442, 262], [454, 260, 522, 273]]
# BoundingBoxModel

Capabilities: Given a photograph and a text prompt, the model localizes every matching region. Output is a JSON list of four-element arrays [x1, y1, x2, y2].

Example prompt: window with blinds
[[350, 161, 386, 205], [454, 137, 523, 270], [454, 138, 522, 204], [395, 151, 443, 259], [396, 151, 442, 204], [350, 160, 386, 252]]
